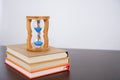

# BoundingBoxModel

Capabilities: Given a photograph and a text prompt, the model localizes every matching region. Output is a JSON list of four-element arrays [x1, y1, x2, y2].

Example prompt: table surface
[[0, 46, 120, 80]]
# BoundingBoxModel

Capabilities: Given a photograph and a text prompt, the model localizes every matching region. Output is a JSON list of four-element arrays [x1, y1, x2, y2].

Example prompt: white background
[[0, 0, 120, 50], [0, 0, 2, 44]]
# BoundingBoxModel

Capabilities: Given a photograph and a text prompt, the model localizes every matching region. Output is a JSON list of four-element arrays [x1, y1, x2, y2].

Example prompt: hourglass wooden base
[[26, 16, 50, 52], [27, 47, 49, 52]]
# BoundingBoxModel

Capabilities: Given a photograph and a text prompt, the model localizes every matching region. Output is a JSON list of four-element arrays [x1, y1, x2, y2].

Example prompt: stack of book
[[5, 44, 70, 79]]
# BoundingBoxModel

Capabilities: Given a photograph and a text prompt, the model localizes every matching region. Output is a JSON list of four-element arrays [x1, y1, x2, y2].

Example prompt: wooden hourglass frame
[[26, 16, 50, 52]]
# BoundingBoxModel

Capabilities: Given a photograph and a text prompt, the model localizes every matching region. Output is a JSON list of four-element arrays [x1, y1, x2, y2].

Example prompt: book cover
[[7, 44, 68, 63]]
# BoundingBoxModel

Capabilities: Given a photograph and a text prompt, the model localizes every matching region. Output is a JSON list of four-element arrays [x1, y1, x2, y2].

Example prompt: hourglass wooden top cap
[[26, 16, 50, 20]]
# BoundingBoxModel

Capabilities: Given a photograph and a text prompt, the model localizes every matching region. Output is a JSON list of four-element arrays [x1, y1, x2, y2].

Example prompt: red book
[[5, 59, 70, 79]]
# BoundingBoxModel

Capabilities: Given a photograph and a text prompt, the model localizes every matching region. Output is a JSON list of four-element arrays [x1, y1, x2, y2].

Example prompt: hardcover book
[[7, 44, 68, 63], [6, 53, 69, 72], [5, 59, 70, 79]]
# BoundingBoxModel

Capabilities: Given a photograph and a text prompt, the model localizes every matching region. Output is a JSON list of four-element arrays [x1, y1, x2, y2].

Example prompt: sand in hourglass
[[34, 20, 43, 47]]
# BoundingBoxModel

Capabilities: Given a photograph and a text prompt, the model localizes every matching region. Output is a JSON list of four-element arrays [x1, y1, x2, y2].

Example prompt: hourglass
[[26, 16, 50, 52]]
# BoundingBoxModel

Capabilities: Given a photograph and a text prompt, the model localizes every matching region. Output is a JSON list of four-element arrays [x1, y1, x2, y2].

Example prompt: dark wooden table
[[0, 46, 120, 80]]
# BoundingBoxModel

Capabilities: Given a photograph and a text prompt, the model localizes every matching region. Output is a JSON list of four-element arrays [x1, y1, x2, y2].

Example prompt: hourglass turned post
[[43, 19, 49, 49], [26, 19, 32, 49], [26, 16, 50, 52]]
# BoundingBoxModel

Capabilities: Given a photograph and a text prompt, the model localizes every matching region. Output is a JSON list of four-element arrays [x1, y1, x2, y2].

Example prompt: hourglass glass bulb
[[34, 20, 42, 33]]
